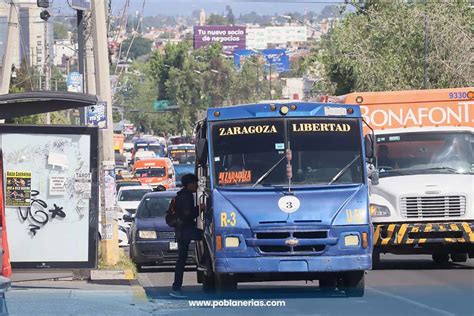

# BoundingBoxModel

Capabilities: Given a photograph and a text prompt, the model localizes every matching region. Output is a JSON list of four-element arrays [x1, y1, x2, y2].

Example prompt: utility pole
[[91, 0, 118, 265], [0, 0, 18, 95]]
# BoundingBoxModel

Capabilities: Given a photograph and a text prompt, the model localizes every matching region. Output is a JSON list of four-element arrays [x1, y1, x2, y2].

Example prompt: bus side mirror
[[364, 134, 375, 161], [196, 139, 208, 166]]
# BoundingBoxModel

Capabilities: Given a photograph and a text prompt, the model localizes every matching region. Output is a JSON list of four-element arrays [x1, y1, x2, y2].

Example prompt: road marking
[[367, 287, 455, 316]]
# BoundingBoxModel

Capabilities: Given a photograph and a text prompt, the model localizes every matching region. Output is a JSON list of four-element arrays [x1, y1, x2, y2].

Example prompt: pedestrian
[[116, 170, 124, 180], [170, 173, 201, 298]]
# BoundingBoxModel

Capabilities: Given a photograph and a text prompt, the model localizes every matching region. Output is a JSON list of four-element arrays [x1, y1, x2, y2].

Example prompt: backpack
[[165, 197, 180, 227]]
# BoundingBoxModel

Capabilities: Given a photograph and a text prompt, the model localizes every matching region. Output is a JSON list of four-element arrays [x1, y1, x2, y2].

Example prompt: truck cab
[[339, 87, 474, 265], [194, 102, 374, 296]]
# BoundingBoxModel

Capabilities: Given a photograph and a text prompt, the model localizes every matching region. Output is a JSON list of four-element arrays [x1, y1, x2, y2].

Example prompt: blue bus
[[194, 102, 375, 296]]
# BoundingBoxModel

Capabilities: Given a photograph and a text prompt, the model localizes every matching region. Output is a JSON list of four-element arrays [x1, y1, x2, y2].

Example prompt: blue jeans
[[172, 229, 192, 291]]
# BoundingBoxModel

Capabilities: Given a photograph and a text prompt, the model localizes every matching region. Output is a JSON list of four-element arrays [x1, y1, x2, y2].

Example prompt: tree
[[120, 36, 153, 60], [207, 14, 227, 25], [53, 22, 68, 40], [318, 1, 472, 94]]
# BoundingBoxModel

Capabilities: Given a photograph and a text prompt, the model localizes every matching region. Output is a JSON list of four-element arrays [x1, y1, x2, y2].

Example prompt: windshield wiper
[[328, 154, 361, 185], [252, 155, 286, 187]]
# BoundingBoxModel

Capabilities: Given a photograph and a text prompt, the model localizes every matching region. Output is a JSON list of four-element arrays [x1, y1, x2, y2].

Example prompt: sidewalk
[[5, 272, 152, 315]]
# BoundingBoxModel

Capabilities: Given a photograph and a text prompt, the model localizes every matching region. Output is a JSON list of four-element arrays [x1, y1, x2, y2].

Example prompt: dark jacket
[[174, 187, 199, 230]]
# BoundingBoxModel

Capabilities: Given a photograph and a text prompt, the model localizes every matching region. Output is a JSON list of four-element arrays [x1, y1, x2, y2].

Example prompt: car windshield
[[212, 118, 363, 187], [116, 181, 141, 191], [376, 132, 474, 177], [119, 189, 151, 201], [134, 167, 166, 178], [148, 144, 165, 157], [137, 196, 174, 218]]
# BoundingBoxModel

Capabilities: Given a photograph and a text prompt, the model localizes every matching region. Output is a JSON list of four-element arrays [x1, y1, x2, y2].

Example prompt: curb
[[90, 269, 135, 281]]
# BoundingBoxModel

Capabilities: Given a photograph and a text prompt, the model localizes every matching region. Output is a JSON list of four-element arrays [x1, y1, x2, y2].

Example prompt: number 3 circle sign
[[278, 195, 300, 213]]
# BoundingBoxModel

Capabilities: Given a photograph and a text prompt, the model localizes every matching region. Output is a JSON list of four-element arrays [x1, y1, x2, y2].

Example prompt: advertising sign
[[194, 26, 246, 53], [234, 49, 290, 72], [86, 102, 107, 129], [0, 125, 99, 269], [66, 72, 83, 93], [5, 171, 31, 207]]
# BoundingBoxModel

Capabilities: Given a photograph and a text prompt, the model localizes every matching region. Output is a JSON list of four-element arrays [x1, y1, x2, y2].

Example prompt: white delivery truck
[[338, 87, 474, 265]]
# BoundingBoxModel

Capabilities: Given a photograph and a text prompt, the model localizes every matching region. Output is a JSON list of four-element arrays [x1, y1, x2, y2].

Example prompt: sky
[[115, 0, 344, 16]]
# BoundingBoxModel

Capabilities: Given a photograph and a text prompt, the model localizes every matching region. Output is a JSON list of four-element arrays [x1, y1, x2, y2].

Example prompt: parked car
[[132, 158, 176, 189], [116, 185, 153, 218], [127, 191, 195, 271]]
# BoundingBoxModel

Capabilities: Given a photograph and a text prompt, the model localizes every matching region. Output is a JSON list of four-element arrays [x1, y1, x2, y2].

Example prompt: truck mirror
[[367, 164, 379, 185], [196, 139, 208, 166], [364, 134, 375, 161]]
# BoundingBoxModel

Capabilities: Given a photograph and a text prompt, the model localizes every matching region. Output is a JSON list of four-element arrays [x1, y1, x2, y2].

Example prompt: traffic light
[[37, 0, 50, 8], [39, 10, 50, 21]]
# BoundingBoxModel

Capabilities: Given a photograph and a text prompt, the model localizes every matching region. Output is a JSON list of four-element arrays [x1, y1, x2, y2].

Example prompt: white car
[[134, 150, 156, 162], [116, 185, 153, 219]]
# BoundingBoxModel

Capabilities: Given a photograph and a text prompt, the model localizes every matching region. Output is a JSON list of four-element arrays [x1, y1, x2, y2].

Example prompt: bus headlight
[[369, 204, 390, 217], [225, 237, 240, 248]]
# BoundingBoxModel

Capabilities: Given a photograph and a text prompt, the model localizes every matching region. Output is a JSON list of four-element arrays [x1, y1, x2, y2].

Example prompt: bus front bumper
[[214, 254, 371, 273]]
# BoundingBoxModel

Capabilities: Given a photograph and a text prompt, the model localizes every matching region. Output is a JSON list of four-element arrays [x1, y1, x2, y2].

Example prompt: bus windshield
[[134, 167, 166, 178], [212, 118, 363, 187], [376, 132, 473, 177]]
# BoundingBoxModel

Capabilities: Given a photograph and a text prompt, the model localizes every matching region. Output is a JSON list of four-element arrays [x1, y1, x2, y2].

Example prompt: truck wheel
[[319, 277, 337, 291], [339, 271, 365, 297], [451, 253, 468, 263], [432, 253, 450, 265], [202, 272, 215, 292], [215, 274, 237, 292], [372, 250, 381, 269]]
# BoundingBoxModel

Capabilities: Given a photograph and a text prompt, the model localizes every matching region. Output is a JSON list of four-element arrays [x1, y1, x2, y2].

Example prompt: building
[[53, 39, 77, 67], [0, 3, 20, 69], [18, 4, 48, 69], [246, 26, 308, 50], [282, 77, 317, 101], [199, 9, 206, 26]]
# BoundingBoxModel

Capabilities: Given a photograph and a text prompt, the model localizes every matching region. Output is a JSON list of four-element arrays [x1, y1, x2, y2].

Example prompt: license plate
[[169, 242, 178, 250]]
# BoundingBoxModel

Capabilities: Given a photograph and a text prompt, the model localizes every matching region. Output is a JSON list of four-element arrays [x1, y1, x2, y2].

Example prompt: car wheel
[[339, 271, 365, 297], [432, 253, 450, 265], [451, 253, 468, 263], [134, 262, 143, 273]]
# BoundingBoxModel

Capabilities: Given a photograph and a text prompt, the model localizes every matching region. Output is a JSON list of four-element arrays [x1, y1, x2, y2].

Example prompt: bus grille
[[400, 196, 466, 219]]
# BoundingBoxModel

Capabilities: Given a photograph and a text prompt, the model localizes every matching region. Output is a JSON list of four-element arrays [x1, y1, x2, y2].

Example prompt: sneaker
[[169, 290, 187, 298]]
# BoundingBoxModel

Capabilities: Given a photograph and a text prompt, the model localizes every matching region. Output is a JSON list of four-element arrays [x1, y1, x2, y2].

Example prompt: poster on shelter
[[0, 127, 98, 269], [5, 171, 31, 207]]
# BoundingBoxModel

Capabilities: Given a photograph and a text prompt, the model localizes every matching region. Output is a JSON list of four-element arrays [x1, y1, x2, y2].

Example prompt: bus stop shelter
[[0, 91, 98, 119]]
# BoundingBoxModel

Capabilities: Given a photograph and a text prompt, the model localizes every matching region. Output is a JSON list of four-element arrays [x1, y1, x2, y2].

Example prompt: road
[[137, 254, 474, 316]]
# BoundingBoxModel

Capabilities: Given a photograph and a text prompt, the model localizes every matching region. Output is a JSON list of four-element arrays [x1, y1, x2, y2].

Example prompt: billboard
[[1, 125, 99, 269], [234, 49, 290, 73], [194, 26, 246, 53]]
